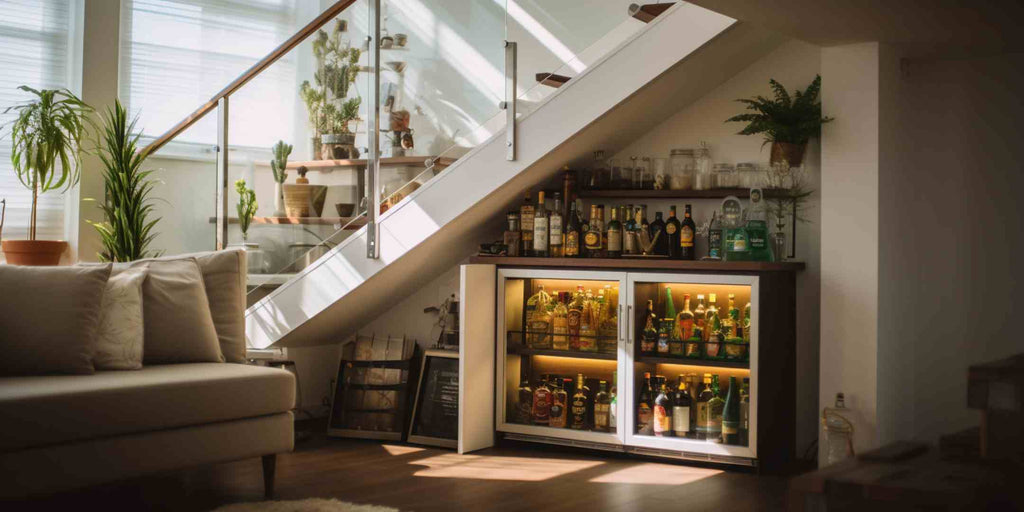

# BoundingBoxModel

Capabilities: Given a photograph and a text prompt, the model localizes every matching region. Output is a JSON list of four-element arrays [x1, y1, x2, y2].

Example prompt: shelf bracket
[[504, 40, 517, 161]]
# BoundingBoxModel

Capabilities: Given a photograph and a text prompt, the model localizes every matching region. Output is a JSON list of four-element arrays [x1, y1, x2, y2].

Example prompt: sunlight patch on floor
[[381, 444, 426, 456], [588, 463, 722, 485], [409, 453, 603, 481]]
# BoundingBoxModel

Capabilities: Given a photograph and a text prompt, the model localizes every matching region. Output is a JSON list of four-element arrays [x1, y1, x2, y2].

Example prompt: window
[[119, 0, 298, 149], [0, 0, 76, 242]]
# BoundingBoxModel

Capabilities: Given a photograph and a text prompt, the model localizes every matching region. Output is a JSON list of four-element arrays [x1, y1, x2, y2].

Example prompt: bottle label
[[623, 231, 637, 253], [641, 332, 656, 353], [549, 217, 562, 245], [533, 217, 549, 251], [532, 388, 550, 423], [572, 397, 587, 428], [696, 402, 709, 434], [584, 231, 601, 250], [567, 309, 582, 349], [607, 228, 622, 251], [552, 316, 568, 349], [672, 406, 690, 434], [521, 207, 534, 231], [594, 404, 610, 429], [637, 403, 652, 431], [708, 229, 722, 258], [723, 421, 738, 436], [666, 223, 677, 234], [529, 320, 550, 348], [653, 405, 670, 434], [681, 226, 694, 247], [565, 231, 579, 255], [550, 398, 565, 427], [657, 332, 670, 354]]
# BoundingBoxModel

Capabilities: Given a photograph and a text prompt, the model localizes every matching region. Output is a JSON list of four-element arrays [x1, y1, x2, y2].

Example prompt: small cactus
[[270, 140, 293, 183]]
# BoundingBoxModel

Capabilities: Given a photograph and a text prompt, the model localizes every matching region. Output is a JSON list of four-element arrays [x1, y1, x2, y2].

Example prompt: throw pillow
[[93, 267, 147, 370], [0, 264, 111, 375], [179, 250, 248, 363], [134, 258, 224, 364]]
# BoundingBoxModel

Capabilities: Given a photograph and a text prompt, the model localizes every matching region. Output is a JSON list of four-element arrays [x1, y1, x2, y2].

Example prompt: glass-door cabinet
[[496, 269, 628, 446]]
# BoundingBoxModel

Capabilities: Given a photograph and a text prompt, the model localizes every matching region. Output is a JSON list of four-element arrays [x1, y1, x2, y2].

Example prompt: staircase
[[244, 3, 786, 349]]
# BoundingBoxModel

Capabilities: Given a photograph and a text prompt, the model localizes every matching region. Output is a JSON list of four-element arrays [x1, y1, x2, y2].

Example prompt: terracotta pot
[[770, 141, 807, 168], [2, 239, 67, 266]]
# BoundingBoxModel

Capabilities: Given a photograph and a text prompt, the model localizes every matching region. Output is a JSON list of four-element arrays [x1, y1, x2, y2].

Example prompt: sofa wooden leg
[[262, 454, 277, 499]]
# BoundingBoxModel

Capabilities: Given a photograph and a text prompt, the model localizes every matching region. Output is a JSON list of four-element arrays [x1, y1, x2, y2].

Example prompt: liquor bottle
[[552, 292, 569, 351], [561, 166, 576, 219], [641, 300, 658, 355], [740, 377, 750, 445], [520, 191, 535, 257], [564, 201, 581, 257], [705, 293, 722, 358], [525, 285, 551, 348], [532, 191, 549, 257], [597, 286, 618, 354], [636, 372, 654, 434], [665, 206, 681, 259], [594, 380, 611, 432], [549, 193, 564, 258], [724, 294, 744, 359], [673, 374, 693, 438], [680, 204, 696, 260], [695, 374, 713, 440], [742, 301, 752, 344], [549, 377, 568, 428], [623, 203, 638, 255], [673, 293, 694, 356], [584, 204, 603, 258], [707, 375, 725, 442], [579, 289, 598, 352], [653, 377, 672, 437], [609, 371, 618, 434], [532, 375, 551, 425], [606, 206, 622, 258], [649, 212, 667, 256], [657, 288, 676, 355], [517, 379, 533, 424], [707, 210, 722, 259], [571, 373, 589, 430], [688, 295, 707, 357], [568, 286, 584, 350], [722, 376, 740, 444], [504, 211, 521, 257]]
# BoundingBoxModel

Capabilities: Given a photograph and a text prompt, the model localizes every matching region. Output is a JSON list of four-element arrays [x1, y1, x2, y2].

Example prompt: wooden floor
[[12, 433, 790, 511]]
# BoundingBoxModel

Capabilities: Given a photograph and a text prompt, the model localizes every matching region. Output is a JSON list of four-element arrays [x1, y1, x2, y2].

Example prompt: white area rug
[[213, 498, 399, 512]]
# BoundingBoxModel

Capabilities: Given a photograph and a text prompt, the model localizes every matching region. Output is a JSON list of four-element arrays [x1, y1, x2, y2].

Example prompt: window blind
[[120, 0, 298, 149], [0, 0, 74, 242]]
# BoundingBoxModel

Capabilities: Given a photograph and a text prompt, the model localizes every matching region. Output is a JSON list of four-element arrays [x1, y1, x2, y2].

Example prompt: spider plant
[[89, 100, 161, 262], [2, 86, 93, 240]]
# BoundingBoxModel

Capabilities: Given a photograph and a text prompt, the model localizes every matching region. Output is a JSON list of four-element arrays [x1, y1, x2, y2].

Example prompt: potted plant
[[300, 20, 362, 160], [2, 86, 93, 265], [270, 140, 292, 217], [725, 75, 831, 168], [232, 178, 268, 273], [89, 100, 161, 262]]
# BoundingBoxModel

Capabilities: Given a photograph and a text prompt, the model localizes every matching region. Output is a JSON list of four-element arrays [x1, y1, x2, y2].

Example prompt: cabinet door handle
[[626, 304, 633, 346], [618, 304, 624, 342]]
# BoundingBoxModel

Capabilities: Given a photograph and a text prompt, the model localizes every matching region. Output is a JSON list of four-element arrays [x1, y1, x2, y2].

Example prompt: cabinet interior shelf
[[635, 355, 750, 370], [577, 188, 782, 199], [509, 345, 617, 361], [285, 156, 455, 170], [470, 256, 804, 272], [209, 216, 366, 227]]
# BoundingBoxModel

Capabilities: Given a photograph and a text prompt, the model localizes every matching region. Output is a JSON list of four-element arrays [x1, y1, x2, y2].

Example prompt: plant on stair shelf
[[300, 20, 362, 160], [270, 140, 292, 217], [2, 86, 93, 265], [725, 74, 831, 168], [232, 178, 268, 274]]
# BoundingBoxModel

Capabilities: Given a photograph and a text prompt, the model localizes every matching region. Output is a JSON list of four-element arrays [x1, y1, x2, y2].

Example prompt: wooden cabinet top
[[467, 256, 805, 272]]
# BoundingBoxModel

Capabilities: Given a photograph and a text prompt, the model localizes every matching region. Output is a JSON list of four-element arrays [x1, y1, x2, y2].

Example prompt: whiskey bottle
[[707, 375, 725, 442], [689, 294, 707, 357], [571, 373, 589, 430], [636, 372, 653, 435], [597, 287, 618, 354], [609, 371, 618, 434], [665, 206, 681, 259], [552, 292, 569, 351], [525, 285, 552, 349], [584, 204, 603, 258], [641, 300, 658, 355], [520, 191, 534, 257], [531, 375, 551, 425], [705, 293, 722, 359], [657, 288, 676, 355], [673, 374, 693, 438], [722, 376, 740, 444], [653, 377, 672, 437], [549, 193, 564, 258], [623, 203, 638, 255], [568, 286, 584, 350], [673, 293, 694, 356], [695, 374, 713, 440], [532, 191, 549, 257], [579, 289, 598, 352], [649, 212, 667, 256], [517, 379, 533, 424], [594, 380, 611, 432], [606, 206, 622, 258], [549, 377, 568, 428], [680, 204, 696, 260], [724, 293, 744, 359], [564, 201, 581, 257]]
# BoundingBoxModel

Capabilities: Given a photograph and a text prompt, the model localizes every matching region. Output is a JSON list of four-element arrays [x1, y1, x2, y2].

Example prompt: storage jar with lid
[[712, 163, 736, 188], [668, 149, 695, 190], [735, 162, 761, 189], [694, 142, 713, 190]]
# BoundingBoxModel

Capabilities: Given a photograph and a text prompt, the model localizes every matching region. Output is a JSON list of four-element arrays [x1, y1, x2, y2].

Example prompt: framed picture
[[407, 349, 459, 449]]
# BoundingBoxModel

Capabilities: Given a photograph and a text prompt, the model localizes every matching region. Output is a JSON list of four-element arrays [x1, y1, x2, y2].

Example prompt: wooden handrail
[[142, 0, 357, 156]]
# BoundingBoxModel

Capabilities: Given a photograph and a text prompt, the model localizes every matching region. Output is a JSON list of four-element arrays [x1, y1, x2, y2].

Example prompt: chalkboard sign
[[408, 350, 459, 448]]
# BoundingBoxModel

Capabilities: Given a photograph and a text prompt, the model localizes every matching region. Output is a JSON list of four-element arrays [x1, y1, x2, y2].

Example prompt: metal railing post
[[504, 41, 517, 161], [216, 96, 229, 250], [366, 0, 381, 259]]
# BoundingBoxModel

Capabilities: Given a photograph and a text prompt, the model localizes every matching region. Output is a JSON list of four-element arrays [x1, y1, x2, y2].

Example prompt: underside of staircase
[[245, 3, 787, 349]]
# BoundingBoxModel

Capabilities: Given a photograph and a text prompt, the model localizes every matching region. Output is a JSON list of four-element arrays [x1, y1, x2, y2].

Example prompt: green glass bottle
[[722, 376, 740, 444]]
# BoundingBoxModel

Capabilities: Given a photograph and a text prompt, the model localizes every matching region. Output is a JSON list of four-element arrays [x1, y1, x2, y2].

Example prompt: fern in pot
[[2, 86, 93, 265]]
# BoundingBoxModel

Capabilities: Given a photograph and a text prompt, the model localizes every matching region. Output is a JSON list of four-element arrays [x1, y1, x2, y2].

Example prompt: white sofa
[[0, 251, 295, 498]]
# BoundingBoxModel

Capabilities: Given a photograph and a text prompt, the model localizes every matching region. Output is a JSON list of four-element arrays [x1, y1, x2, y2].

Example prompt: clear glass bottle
[[712, 163, 736, 189], [822, 393, 855, 465], [694, 142, 713, 190], [669, 149, 695, 190], [525, 285, 552, 349], [651, 157, 669, 190]]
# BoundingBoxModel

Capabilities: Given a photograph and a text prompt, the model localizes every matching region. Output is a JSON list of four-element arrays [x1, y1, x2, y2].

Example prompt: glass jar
[[610, 158, 631, 189], [712, 163, 736, 188], [651, 157, 669, 190], [590, 150, 609, 189], [694, 143, 713, 190], [736, 162, 761, 189], [668, 149, 695, 190]]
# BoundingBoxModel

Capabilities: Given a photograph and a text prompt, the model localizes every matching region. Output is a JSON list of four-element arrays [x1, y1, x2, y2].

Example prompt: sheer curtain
[[119, 0, 298, 149], [0, 0, 75, 242]]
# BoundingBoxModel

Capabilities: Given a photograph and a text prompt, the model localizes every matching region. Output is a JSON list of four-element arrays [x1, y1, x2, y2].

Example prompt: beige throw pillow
[[0, 264, 111, 375], [181, 250, 247, 363], [93, 267, 147, 370], [134, 258, 224, 364]]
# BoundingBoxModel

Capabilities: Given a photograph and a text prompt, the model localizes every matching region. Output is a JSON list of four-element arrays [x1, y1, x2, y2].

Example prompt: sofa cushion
[[0, 363, 295, 452], [134, 258, 224, 364], [93, 266, 147, 370], [0, 264, 111, 376]]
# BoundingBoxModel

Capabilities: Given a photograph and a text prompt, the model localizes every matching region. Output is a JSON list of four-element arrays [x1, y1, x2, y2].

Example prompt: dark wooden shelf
[[469, 256, 804, 272], [509, 345, 617, 361], [209, 216, 366, 227], [636, 355, 750, 370], [577, 188, 781, 199]]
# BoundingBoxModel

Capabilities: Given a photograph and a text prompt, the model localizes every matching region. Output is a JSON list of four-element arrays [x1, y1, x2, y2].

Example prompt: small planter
[[273, 182, 286, 217], [283, 184, 328, 218], [770, 142, 807, 168], [321, 133, 357, 160], [1, 239, 67, 266]]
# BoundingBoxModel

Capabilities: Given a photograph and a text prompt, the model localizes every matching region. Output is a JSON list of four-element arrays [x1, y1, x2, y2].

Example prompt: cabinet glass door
[[496, 269, 628, 445], [625, 273, 758, 461]]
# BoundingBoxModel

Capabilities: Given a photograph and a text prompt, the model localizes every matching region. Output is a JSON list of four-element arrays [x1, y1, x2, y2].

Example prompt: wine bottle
[[519, 191, 534, 257], [549, 193, 563, 258], [657, 288, 675, 355], [680, 204, 696, 260], [564, 201, 581, 257], [532, 191, 548, 257], [649, 211, 667, 256], [641, 300, 658, 355], [673, 375, 693, 438], [637, 372, 653, 434], [653, 377, 672, 437], [665, 206, 681, 258], [606, 206, 622, 258], [722, 376, 740, 444]]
